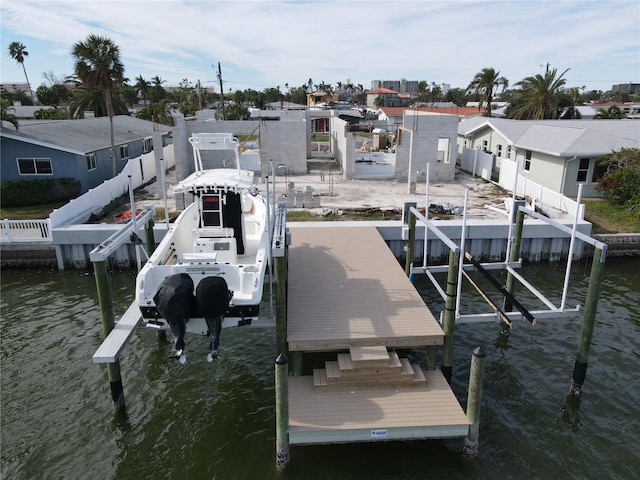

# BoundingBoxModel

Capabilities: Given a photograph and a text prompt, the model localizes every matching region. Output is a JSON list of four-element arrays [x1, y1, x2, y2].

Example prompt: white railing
[[1, 219, 52, 243], [499, 158, 584, 219], [3, 145, 175, 243]]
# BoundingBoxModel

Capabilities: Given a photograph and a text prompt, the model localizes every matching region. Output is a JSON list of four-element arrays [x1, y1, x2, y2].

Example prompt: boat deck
[[286, 226, 469, 444], [287, 226, 445, 351]]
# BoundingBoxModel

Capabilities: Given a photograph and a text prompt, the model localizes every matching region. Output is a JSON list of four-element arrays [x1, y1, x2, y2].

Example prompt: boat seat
[[194, 227, 235, 239]]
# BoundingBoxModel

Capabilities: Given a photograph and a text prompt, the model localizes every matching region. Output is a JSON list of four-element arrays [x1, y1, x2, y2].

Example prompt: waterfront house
[[1, 116, 172, 194], [457, 117, 640, 197]]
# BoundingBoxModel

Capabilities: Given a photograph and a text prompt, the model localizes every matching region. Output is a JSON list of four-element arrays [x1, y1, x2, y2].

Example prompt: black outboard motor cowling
[[153, 273, 195, 353], [195, 276, 232, 318]]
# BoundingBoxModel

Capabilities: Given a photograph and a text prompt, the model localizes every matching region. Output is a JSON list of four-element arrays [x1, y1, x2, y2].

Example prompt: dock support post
[[463, 346, 487, 455], [425, 346, 437, 370], [503, 205, 525, 313], [275, 249, 288, 357], [144, 216, 155, 258], [570, 246, 606, 395], [275, 354, 290, 468], [441, 249, 459, 384], [94, 260, 126, 412], [404, 208, 416, 278]]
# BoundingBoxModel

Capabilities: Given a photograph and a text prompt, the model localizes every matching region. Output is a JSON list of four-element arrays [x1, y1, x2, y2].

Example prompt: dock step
[[313, 347, 426, 391]]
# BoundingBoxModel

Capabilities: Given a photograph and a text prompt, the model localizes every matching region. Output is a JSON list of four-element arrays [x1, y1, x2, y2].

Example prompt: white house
[[457, 118, 640, 197]]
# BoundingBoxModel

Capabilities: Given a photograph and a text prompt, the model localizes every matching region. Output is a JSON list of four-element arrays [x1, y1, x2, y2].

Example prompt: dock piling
[[441, 249, 459, 384], [570, 246, 606, 395], [94, 260, 126, 412], [404, 205, 416, 278], [275, 354, 290, 467], [463, 346, 487, 455]]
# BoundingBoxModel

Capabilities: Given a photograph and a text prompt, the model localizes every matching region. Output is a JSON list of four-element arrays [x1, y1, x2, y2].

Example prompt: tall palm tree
[[150, 75, 166, 103], [560, 87, 583, 119], [594, 105, 626, 119], [467, 67, 508, 117], [72, 34, 125, 177], [8, 42, 35, 103], [1, 99, 19, 129], [508, 64, 570, 120]]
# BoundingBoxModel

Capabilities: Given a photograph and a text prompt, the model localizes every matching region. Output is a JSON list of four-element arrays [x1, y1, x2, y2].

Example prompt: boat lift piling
[[463, 346, 487, 455], [89, 205, 155, 411]]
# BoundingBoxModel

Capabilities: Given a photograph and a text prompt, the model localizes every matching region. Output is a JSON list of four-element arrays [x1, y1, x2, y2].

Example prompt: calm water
[[1, 257, 639, 480]]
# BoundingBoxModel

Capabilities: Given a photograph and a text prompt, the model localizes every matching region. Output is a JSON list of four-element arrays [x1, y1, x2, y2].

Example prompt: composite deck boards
[[288, 370, 470, 444], [287, 226, 444, 351]]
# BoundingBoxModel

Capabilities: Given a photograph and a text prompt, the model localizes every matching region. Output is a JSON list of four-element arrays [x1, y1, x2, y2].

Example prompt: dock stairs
[[313, 345, 426, 391]]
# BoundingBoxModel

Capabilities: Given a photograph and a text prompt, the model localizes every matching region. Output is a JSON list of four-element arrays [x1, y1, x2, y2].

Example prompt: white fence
[[460, 148, 494, 181], [49, 145, 175, 228], [1, 219, 52, 242], [498, 158, 584, 219]]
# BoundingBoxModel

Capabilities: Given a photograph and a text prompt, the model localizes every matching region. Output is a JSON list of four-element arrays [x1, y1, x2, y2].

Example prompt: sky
[[1, 0, 639, 94]]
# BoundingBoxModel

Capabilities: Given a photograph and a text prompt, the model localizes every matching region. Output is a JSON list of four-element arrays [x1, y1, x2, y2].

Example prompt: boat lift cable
[[464, 252, 536, 325]]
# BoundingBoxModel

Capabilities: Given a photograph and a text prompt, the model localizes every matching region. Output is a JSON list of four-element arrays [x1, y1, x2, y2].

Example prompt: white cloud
[[1, 0, 638, 91]]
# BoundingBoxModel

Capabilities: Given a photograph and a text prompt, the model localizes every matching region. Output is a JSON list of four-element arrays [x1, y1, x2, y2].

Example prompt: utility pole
[[216, 62, 226, 120]]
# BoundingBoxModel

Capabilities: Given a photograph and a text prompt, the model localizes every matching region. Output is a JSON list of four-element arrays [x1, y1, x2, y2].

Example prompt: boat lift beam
[[464, 252, 536, 325]]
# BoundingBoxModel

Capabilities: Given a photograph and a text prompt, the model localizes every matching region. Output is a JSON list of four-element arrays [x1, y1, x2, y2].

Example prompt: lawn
[[582, 200, 640, 234]]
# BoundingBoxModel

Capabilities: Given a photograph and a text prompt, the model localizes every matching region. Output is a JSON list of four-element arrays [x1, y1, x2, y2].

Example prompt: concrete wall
[[329, 115, 354, 179], [173, 113, 308, 183], [395, 112, 457, 184]]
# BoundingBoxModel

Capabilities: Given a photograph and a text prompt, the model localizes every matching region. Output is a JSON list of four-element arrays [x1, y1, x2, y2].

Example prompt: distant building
[[371, 79, 451, 96], [611, 83, 640, 94], [0, 82, 31, 94]]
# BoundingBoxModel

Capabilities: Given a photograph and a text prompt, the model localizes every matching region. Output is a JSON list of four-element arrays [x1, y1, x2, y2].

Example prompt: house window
[[524, 151, 532, 171], [142, 138, 152, 153], [507, 146, 512, 159], [437, 138, 451, 163], [497, 144, 503, 157], [592, 161, 606, 183], [17, 158, 53, 175], [577, 158, 590, 182], [119, 144, 130, 159], [482, 140, 489, 152], [86, 153, 97, 171]]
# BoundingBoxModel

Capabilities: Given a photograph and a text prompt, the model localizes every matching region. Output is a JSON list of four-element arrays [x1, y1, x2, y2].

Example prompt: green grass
[[0, 201, 68, 220], [583, 200, 640, 234]]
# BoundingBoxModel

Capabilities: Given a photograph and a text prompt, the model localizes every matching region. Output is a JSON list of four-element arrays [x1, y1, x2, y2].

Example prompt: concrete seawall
[[4, 219, 636, 270]]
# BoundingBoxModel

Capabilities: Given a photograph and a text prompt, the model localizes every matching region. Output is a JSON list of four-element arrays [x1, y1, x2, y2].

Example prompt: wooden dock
[[286, 226, 469, 445]]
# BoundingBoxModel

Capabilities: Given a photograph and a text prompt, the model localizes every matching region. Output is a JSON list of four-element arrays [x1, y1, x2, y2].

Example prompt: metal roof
[[1, 116, 172, 155], [458, 118, 640, 157]]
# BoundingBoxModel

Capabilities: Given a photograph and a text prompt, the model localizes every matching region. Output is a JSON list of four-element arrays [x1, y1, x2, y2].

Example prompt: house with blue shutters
[[1, 116, 172, 194]]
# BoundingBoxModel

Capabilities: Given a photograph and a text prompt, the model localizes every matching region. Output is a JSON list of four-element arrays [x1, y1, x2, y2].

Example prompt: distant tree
[[135, 75, 151, 106], [507, 64, 570, 120], [225, 103, 250, 120], [595, 148, 640, 213], [8, 41, 35, 102], [288, 85, 308, 105], [33, 106, 68, 120], [594, 105, 626, 119], [136, 100, 173, 126], [445, 87, 468, 107], [72, 34, 125, 177], [415, 81, 429, 103], [233, 90, 246, 106], [467, 67, 508, 117], [1, 99, 18, 129], [68, 83, 128, 118], [560, 87, 583, 119], [149, 75, 166, 103], [35, 84, 71, 106], [120, 83, 139, 109], [374, 95, 385, 108]]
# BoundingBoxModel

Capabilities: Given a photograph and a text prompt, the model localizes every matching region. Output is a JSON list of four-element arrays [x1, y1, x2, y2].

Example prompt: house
[[365, 88, 412, 108], [377, 106, 481, 131], [457, 117, 640, 198], [1, 116, 172, 194]]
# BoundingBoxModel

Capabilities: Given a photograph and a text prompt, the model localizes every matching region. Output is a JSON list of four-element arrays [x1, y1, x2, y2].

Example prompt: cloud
[[1, 0, 638, 91]]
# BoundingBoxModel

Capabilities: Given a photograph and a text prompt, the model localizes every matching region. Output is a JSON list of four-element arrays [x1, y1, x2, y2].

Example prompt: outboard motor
[[195, 276, 233, 362], [153, 273, 195, 362]]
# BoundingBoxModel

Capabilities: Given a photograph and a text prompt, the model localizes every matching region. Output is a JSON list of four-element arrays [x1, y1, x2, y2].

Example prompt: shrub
[[1, 178, 81, 207]]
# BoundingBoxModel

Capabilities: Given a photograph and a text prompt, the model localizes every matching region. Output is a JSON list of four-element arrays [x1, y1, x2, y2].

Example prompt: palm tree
[[1, 99, 19, 129], [72, 34, 125, 177], [507, 64, 570, 120], [150, 75, 166, 103], [594, 105, 626, 119], [135, 75, 151, 106], [7, 42, 35, 103], [560, 87, 583, 119], [467, 67, 508, 117]]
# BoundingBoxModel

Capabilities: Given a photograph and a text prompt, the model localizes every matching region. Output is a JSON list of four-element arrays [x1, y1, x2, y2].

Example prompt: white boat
[[135, 133, 270, 336]]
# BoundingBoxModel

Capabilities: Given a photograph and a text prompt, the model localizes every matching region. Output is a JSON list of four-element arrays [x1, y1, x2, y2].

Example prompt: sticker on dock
[[371, 429, 387, 438]]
